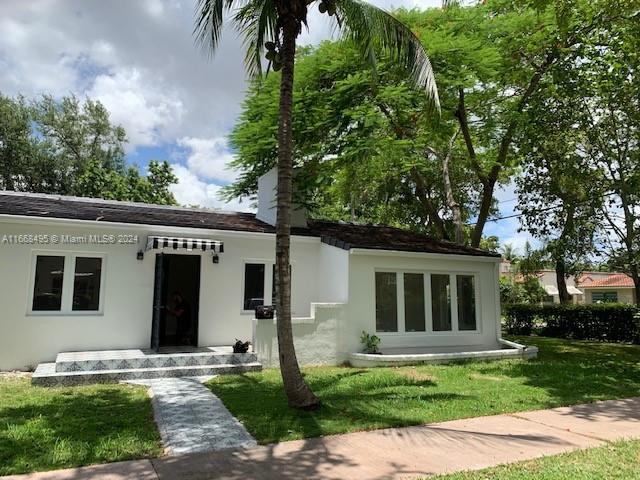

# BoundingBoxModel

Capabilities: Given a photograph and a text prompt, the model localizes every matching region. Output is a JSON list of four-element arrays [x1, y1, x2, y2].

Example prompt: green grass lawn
[[434, 439, 640, 479], [0, 376, 162, 476], [207, 336, 640, 444]]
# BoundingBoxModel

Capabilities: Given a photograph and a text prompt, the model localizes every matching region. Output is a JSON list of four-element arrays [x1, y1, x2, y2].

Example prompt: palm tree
[[195, 0, 439, 409]]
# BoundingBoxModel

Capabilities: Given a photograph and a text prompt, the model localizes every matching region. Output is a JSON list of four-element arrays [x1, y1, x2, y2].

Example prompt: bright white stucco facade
[[0, 172, 505, 371]]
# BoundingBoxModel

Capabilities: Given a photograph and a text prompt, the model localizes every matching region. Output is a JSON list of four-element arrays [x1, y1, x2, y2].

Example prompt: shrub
[[360, 331, 381, 354], [504, 303, 640, 343]]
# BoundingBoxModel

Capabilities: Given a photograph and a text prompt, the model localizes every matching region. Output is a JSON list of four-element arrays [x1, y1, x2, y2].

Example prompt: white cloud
[[88, 68, 185, 148], [177, 137, 238, 183], [170, 164, 254, 212]]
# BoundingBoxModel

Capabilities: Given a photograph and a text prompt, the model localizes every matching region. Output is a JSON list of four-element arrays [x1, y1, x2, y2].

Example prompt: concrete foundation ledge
[[349, 339, 538, 367]]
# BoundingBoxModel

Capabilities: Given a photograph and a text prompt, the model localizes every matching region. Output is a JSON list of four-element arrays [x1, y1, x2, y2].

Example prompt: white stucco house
[[0, 169, 531, 380]]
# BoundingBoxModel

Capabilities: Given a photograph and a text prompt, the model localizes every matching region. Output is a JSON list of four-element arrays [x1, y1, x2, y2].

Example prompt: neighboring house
[[536, 270, 585, 304], [501, 264, 636, 305], [0, 169, 505, 371], [578, 273, 636, 304]]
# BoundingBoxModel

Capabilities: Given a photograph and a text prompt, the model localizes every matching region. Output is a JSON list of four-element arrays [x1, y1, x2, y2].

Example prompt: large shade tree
[[194, 0, 439, 408]]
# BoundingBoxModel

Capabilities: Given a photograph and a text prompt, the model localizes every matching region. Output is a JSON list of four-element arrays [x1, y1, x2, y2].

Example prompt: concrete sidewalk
[[4, 397, 640, 480]]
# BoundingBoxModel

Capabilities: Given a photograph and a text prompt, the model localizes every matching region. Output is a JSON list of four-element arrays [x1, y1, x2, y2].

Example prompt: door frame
[[151, 253, 201, 350]]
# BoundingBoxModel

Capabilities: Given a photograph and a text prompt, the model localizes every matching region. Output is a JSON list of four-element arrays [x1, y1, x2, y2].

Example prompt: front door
[[151, 254, 201, 350]]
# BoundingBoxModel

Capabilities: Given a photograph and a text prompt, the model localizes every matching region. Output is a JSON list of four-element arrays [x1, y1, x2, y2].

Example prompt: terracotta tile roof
[[0, 191, 500, 258], [578, 273, 635, 288]]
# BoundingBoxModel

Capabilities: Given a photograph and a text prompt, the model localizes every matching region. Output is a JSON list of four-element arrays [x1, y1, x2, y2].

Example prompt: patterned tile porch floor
[[129, 377, 257, 455], [57, 346, 235, 362]]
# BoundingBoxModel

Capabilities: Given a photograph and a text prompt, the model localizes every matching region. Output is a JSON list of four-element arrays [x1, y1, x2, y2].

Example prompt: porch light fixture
[[212, 253, 219, 264], [136, 250, 144, 261]]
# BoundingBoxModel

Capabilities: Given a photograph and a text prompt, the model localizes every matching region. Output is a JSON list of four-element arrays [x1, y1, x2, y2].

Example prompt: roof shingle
[[0, 191, 500, 258]]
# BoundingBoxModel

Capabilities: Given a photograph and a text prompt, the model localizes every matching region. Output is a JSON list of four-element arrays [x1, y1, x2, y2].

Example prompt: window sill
[[376, 330, 482, 336], [27, 311, 104, 317]]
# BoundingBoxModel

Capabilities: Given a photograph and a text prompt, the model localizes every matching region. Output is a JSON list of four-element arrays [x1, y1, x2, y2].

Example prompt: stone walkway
[[4, 397, 640, 480], [135, 377, 256, 455]]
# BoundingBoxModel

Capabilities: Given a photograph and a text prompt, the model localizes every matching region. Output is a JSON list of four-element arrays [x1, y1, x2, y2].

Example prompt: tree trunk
[[410, 167, 448, 239], [441, 128, 463, 244], [555, 258, 571, 304], [471, 176, 497, 247], [630, 264, 640, 306], [274, 18, 319, 410]]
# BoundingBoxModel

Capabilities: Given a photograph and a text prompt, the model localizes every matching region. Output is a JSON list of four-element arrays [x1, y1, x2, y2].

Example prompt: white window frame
[[27, 251, 107, 316], [241, 259, 297, 315], [241, 259, 275, 314], [373, 268, 481, 336]]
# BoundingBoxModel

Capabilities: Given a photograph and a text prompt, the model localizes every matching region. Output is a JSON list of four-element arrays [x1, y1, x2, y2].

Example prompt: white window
[[242, 261, 294, 312], [29, 253, 105, 315], [374, 270, 479, 334], [404, 273, 426, 332], [375, 272, 398, 332], [243, 263, 266, 310], [456, 275, 477, 331], [431, 274, 452, 332]]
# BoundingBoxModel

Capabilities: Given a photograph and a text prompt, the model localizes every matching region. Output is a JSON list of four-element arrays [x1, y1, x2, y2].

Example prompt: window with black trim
[[32, 255, 65, 311], [243, 263, 265, 310], [73, 257, 103, 311]]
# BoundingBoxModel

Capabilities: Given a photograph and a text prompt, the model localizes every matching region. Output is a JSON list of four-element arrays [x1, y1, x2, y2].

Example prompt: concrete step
[[32, 361, 262, 386], [55, 348, 258, 372]]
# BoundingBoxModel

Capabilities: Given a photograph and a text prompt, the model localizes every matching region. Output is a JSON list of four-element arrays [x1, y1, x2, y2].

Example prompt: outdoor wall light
[[136, 250, 144, 261], [212, 253, 220, 264]]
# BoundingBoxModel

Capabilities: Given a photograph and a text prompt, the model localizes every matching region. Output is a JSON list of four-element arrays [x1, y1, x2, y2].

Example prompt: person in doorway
[[167, 291, 192, 345]]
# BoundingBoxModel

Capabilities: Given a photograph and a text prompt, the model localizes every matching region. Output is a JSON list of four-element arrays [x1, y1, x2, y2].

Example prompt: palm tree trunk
[[274, 17, 319, 410]]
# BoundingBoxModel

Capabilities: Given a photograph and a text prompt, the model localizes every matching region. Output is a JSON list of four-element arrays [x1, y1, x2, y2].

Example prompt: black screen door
[[151, 253, 166, 351]]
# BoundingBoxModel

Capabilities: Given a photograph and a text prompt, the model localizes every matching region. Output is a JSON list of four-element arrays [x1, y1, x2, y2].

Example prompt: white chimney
[[256, 167, 307, 228]]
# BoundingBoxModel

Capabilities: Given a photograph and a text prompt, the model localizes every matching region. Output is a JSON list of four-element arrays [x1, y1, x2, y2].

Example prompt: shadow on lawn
[[209, 368, 474, 443], [479, 337, 640, 408], [0, 385, 160, 476]]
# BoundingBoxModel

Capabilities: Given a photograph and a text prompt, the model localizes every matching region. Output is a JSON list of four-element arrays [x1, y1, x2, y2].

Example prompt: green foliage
[[75, 160, 177, 205], [0, 93, 177, 205], [504, 304, 640, 343], [227, 1, 629, 246], [500, 277, 547, 306], [360, 330, 381, 353], [515, 1, 640, 297]]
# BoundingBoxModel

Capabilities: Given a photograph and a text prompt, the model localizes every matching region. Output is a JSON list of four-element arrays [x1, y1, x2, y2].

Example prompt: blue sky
[[0, 0, 533, 253]]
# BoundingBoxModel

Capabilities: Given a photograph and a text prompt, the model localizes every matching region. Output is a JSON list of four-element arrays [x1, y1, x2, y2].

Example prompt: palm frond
[[335, 0, 440, 112], [233, 0, 278, 78], [194, 0, 237, 57], [442, 0, 461, 8]]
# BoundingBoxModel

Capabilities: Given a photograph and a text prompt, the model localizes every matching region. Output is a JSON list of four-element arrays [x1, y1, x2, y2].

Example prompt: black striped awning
[[145, 236, 224, 253]]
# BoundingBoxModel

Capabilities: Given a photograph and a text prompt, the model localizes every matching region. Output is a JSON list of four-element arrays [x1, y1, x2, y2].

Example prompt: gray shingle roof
[[0, 191, 500, 258]]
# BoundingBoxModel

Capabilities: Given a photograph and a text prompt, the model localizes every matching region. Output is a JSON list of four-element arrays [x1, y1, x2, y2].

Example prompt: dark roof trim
[[0, 191, 501, 258]]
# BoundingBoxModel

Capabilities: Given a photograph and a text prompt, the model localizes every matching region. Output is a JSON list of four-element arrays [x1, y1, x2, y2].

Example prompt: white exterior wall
[[255, 167, 306, 228], [316, 243, 349, 303], [342, 250, 502, 358], [0, 215, 321, 370], [0, 214, 503, 370], [254, 303, 344, 367]]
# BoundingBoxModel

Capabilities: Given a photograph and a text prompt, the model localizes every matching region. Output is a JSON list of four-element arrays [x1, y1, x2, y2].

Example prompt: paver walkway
[[134, 377, 256, 455], [4, 397, 640, 480]]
